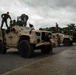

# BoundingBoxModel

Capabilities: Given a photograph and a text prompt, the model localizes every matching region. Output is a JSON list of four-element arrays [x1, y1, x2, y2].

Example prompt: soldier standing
[[20, 14, 29, 26], [1, 12, 11, 44], [55, 23, 59, 32], [57, 34, 61, 46], [1, 12, 11, 29]]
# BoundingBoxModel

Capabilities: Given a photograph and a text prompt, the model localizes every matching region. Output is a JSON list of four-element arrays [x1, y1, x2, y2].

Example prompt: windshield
[[20, 26, 33, 30]]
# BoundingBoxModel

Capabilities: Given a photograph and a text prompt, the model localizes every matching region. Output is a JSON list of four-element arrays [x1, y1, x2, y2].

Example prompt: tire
[[41, 45, 53, 54], [70, 41, 73, 46], [63, 39, 70, 46], [41, 46, 46, 53], [18, 40, 34, 58], [0, 42, 7, 54], [46, 45, 53, 53]]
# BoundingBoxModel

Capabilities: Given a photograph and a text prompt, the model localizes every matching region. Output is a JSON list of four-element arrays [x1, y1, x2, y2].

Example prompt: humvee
[[53, 33, 73, 46], [0, 17, 53, 58]]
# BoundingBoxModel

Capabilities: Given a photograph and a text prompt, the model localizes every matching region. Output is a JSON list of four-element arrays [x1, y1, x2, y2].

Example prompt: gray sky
[[0, 0, 76, 29]]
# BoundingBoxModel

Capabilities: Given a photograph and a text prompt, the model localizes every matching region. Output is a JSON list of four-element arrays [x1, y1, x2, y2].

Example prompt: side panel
[[0, 29, 2, 41], [5, 32, 19, 47]]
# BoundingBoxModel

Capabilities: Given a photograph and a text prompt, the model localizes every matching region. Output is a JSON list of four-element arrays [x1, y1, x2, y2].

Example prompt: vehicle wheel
[[63, 39, 70, 46], [41, 45, 53, 54], [18, 40, 34, 58], [0, 42, 7, 54], [41, 46, 46, 53], [70, 41, 73, 46], [46, 45, 53, 53]]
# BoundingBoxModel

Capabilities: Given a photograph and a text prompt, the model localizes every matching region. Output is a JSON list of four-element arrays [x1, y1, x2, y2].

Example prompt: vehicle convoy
[[0, 16, 53, 58], [53, 33, 73, 46]]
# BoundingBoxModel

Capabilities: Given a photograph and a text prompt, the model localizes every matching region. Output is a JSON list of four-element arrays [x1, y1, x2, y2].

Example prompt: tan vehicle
[[53, 33, 73, 46], [0, 21, 53, 58]]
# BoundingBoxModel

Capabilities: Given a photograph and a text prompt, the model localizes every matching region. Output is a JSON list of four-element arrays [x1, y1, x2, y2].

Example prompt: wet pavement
[[2, 46, 76, 75]]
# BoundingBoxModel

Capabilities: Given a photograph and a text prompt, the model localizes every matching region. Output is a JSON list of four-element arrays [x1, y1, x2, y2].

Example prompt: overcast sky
[[0, 0, 76, 29]]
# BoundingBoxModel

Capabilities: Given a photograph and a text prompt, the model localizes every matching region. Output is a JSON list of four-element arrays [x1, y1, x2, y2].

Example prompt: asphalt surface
[[0, 45, 75, 74], [2, 45, 76, 75]]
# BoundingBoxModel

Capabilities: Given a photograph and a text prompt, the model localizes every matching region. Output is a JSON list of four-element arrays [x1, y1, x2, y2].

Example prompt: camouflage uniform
[[57, 34, 61, 46]]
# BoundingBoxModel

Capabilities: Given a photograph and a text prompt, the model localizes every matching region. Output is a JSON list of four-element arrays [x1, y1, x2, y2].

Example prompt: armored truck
[[53, 33, 73, 46], [0, 24, 53, 58]]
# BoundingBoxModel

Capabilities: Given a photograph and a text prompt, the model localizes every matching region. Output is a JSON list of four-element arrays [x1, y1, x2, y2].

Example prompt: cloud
[[19, 0, 76, 8], [54, 0, 76, 8], [0, 0, 76, 29]]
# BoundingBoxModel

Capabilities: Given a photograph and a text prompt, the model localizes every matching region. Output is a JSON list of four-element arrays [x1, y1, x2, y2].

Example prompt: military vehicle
[[53, 33, 73, 46], [0, 16, 53, 58]]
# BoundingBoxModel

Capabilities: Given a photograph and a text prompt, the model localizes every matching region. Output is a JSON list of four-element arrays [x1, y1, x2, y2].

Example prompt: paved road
[[0, 45, 75, 74], [3, 45, 76, 75]]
